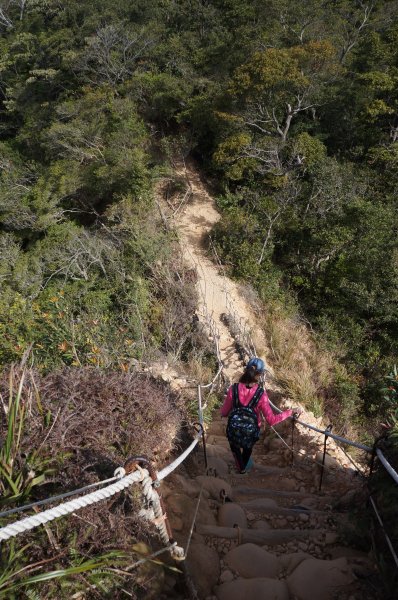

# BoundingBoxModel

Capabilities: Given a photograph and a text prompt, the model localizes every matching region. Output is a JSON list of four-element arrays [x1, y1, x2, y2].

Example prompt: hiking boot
[[245, 458, 254, 473]]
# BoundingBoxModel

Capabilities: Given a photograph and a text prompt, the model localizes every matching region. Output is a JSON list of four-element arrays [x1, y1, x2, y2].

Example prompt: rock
[[207, 457, 229, 477], [168, 514, 184, 531], [197, 502, 218, 527], [208, 420, 227, 437], [186, 543, 220, 598], [171, 474, 201, 498], [315, 452, 340, 470], [196, 476, 233, 501], [219, 570, 234, 583], [301, 497, 318, 508], [218, 503, 247, 528], [207, 445, 232, 460], [166, 493, 194, 517], [268, 437, 285, 451], [279, 478, 297, 491], [325, 532, 339, 545], [224, 543, 280, 578], [334, 489, 359, 508], [207, 435, 230, 448], [215, 578, 289, 600], [298, 542, 308, 552], [241, 498, 278, 511], [299, 513, 309, 522], [280, 552, 313, 575], [252, 520, 271, 530], [287, 557, 355, 600]]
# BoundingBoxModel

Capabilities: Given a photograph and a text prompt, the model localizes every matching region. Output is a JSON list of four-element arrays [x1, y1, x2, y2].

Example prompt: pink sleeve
[[220, 386, 233, 417], [259, 390, 292, 426]]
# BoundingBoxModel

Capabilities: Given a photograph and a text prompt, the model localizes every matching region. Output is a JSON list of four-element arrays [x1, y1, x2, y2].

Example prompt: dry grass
[[0, 366, 188, 598], [262, 305, 334, 417], [0, 365, 187, 508]]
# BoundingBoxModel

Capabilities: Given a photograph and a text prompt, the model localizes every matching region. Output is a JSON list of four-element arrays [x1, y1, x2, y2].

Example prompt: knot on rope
[[138, 507, 156, 521], [114, 466, 126, 479], [169, 544, 185, 561], [139, 472, 171, 546]]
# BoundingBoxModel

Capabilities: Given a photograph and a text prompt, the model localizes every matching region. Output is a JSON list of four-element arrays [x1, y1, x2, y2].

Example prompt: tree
[[214, 41, 338, 179]]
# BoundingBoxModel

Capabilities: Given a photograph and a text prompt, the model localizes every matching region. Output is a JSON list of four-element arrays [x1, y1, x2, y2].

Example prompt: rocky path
[[162, 419, 376, 600], [159, 162, 378, 600]]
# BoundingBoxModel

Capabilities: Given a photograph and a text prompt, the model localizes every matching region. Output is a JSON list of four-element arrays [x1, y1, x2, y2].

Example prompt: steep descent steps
[[161, 414, 376, 600]]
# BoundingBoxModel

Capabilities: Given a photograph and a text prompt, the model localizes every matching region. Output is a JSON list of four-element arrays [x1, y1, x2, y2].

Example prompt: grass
[[261, 301, 361, 431], [263, 306, 331, 413], [0, 366, 54, 506]]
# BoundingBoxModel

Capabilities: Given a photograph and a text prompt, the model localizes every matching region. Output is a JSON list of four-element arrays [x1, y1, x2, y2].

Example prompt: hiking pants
[[228, 441, 253, 472]]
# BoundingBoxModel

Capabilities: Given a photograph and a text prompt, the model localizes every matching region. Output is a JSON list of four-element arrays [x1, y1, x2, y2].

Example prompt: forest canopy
[[0, 0, 397, 420]]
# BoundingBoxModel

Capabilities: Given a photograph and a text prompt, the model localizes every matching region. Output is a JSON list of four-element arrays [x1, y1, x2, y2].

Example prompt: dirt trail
[[160, 161, 377, 600], [174, 161, 266, 382]]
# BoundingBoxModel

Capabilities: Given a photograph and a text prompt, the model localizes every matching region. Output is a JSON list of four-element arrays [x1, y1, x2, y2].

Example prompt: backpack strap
[[232, 383, 240, 408], [248, 386, 264, 410]]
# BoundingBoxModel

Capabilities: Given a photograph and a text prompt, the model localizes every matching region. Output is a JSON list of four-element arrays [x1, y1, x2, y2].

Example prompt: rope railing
[[227, 304, 398, 567], [0, 474, 121, 520], [209, 219, 398, 576], [0, 273, 224, 580], [0, 469, 145, 542]]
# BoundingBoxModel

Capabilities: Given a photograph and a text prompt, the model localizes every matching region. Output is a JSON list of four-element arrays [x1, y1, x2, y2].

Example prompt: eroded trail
[[174, 161, 266, 382], [160, 162, 377, 600]]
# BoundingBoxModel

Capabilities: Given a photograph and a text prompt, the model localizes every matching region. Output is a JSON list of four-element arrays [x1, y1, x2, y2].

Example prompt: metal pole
[[319, 424, 332, 492], [291, 416, 296, 467], [193, 422, 208, 471]]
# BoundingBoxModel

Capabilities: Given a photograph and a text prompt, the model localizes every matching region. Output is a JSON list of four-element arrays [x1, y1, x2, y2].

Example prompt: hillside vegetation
[[0, 0, 398, 597], [0, 0, 397, 425]]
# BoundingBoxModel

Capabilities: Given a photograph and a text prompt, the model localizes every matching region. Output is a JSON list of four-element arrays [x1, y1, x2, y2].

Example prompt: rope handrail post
[[198, 384, 204, 427], [125, 457, 185, 561], [291, 415, 296, 467], [319, 424, 333, 492], [194, 421, 208, 471]]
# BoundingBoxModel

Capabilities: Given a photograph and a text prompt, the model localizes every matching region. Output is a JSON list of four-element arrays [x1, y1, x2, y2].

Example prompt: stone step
[[198, 452, 287, 475], [196, 524, 332, 546], [237, 498, 329, 517], [234, 486, 336, 506]]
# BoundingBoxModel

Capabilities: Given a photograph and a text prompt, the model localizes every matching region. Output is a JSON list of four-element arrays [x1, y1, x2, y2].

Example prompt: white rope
[[157, 432, 202, 481], [0, 475, 120, 519], [140, 473, 185, 560], [0, 469, 144, 542]]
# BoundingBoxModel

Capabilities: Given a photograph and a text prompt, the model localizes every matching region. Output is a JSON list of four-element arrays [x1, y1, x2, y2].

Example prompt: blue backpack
[[226, 383, 263, 448]]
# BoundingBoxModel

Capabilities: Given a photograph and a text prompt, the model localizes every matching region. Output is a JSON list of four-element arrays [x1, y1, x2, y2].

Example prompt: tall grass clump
[[262, 303, 361, 433]]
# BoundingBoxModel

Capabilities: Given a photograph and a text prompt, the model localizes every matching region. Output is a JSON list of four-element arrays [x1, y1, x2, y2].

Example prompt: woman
[[221, 357, 299, 474]]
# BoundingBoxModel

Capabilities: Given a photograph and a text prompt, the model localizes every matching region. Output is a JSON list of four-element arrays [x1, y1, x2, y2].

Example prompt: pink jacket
[[220, 383, 292, 427]]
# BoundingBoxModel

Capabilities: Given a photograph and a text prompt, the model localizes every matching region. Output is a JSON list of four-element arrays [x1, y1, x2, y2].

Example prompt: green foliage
[[380, 365, 398, 427]]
